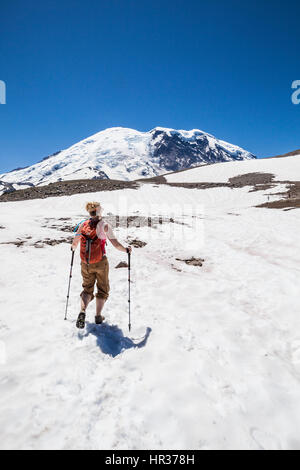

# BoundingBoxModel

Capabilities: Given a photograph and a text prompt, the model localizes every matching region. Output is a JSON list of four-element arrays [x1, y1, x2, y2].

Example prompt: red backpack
[[80, 220, 106, 265]]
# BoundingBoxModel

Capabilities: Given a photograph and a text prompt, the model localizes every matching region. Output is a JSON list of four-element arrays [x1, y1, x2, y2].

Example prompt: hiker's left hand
[[126, 246, 132, 254]]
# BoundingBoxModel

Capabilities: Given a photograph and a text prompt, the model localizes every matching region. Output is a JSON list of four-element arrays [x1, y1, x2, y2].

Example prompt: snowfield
[[165, 155, 300, 183], [0, 178, 300, 450]]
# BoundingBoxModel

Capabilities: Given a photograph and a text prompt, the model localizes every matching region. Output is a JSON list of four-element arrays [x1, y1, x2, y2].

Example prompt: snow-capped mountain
[[0, 127, 255, 189]]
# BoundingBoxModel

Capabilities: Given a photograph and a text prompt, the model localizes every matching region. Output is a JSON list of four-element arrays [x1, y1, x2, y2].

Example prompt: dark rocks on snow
[[127, 238, 147, 248], [45, 224, 75, 233], [257, 181, 300, 210], [115, 262, 129, 269], [0, 236, 73, 249], [229, 172, 275, 189], [176, 257, 205, 267], [0, 179, 139, 203], [0, 240, 26, 248], [33, 237, 73, 247]]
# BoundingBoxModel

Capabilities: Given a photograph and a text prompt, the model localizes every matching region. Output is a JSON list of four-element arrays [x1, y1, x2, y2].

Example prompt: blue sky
[[0, 0, 299, 173]]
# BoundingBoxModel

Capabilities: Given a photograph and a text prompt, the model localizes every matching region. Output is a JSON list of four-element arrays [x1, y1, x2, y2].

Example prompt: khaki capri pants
[[80, 257, 110, 301]]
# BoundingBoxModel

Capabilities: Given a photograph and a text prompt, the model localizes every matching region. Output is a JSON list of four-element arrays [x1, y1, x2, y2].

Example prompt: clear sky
[[0, 0, 300, 173]]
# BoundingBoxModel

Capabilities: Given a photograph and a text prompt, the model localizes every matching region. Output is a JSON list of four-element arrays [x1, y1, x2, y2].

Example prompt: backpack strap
[[86, 237, 92, 265], [73, 219, 88, 237]]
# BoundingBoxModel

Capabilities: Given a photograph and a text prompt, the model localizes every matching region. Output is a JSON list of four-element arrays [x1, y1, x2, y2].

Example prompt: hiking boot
[[95, 315, 105, 325], [76, 312, 86, 329]]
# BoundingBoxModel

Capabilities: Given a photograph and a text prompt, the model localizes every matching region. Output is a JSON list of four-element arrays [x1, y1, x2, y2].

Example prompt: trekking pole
[[127, 249, 131, 331], [65, 249, 75, 321]]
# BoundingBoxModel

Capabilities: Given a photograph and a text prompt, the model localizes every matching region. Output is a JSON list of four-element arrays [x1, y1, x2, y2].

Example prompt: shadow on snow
[[78, 323, 152, 357]]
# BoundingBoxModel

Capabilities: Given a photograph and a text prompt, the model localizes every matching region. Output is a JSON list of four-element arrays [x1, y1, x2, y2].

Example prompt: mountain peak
[[0, 126, 256, 192]]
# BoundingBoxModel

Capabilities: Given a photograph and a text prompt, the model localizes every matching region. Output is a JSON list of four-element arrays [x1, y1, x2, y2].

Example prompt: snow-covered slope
[[165, 154, 300, 183], [0, 127, 255, 188], [0, 181, 300, 450]]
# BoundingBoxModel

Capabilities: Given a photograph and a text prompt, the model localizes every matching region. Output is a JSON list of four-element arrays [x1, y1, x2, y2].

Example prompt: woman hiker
[[71, 202, 132, 329]]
